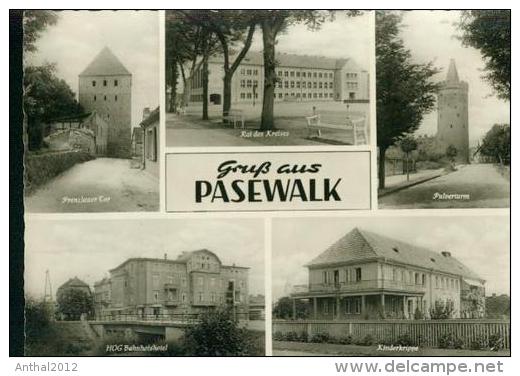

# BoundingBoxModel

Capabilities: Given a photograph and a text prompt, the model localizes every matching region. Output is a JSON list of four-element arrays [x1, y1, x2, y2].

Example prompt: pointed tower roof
[[79, 47, 131, 77], [446, 59, 459, 83]]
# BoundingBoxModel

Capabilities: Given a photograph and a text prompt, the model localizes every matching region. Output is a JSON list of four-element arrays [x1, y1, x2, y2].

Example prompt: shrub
[[470, 335, 488, 351], [335, 335, 353, 345], [355, 334, 374, 346], [488, 333, 504, 351], [396, 333, 414, 346], [438, 333, 464, 349], [182, 309, 255, 356], [25, 151, 94, 193], [297, 331, 309, 343], [310, 332, 331, 343], [273, 331, 284, 341], [284, 331, 300, 342]]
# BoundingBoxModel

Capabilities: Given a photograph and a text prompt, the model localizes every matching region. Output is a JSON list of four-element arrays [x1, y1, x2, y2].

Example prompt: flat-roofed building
[[189, 51, 369, 105]]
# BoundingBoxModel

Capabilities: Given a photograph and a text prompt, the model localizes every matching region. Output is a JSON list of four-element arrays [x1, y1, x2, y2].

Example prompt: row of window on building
[[93, 94, 118, 102], [153, 289, 243, 304], [322, 268, 363, 285], [237, 79, 341, 90], [245, 92, 335, 100], [92, 79, 119, 87], [276, 70, 334, 79], [391, 268, 459, 290]]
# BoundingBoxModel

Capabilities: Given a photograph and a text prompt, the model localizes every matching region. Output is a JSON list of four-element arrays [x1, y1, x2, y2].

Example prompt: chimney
[[441, 251, 451, 257], [142, 107, 151, 121], [164, 253, 167, 260]]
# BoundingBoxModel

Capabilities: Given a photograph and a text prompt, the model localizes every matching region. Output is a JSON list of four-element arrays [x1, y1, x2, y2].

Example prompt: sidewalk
[[379, 168, 446, 197]]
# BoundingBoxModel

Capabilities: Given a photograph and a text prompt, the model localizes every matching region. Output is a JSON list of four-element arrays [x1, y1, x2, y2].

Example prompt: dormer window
[[114, 79, 118, 87], [92, 80, 96, 87], [103, 80, 107, 86], [431, 258, 436, 263], [392, 247, 399, 253]]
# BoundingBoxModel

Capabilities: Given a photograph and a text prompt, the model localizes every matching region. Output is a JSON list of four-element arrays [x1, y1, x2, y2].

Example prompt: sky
[[25, 10, 160, 128], [271, 215, 510, 302], [398, 10, 510, 146], [25, 218, 265, 299], [249, 11, 372, 70]]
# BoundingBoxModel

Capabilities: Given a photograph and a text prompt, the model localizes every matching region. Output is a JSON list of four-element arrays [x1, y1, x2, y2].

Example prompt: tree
[[182, 309, 255, 356], [249, 10, 347, 131], [25, 296, 53, 344], [376, 11, 440, 188], [166, 11, 222, 119], [457, 10, 510, 101], [23, 64, 83, 150], [22, 11, 58, 53], [197, 11, 257, 121], [272, 297, 310, 319], [479, 124, 510, 165], [56, 289, 93, 321], [486, 294, 510, 319], [445, 144, 458, 164], [400, 136, 418, 181]]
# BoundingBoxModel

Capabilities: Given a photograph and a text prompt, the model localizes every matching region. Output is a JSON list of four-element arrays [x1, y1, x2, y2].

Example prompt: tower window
[[450, 124, 453, 128], [93, 95, 96, 101], [103, 80, 107, 87], [92, 80, 96, 87], [115, 95, 118, 101], [114, 79, 118, 87], [104, 95, 107, 101]]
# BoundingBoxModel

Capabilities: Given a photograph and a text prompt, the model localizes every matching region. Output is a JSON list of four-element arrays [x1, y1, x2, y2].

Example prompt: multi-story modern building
[[436, 59, 470, 164], [94, 249, 250, 319], [189, 51, 369, 105], [79, 47, 132, 158], [291, 228, 485, 320]]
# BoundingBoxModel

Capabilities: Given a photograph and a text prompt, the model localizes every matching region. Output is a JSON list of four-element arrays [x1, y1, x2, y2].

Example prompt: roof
[[306, 228, 483, 281], [209, 50, 355, 70], [446, 59, 460, 83], [79, 47, 131, 77], [109, 250, 248, 272], [58, 277, 90, 290], [175, 249, 221, 263], [140, 106, 160, 127]]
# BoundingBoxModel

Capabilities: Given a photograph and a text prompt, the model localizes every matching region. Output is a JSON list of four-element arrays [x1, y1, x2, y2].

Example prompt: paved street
[[25, 158, 159, 212], [379, 164, 510, 209]]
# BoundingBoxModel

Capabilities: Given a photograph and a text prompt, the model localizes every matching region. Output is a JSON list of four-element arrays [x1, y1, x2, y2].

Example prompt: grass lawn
[[273, 341, 510, 357]]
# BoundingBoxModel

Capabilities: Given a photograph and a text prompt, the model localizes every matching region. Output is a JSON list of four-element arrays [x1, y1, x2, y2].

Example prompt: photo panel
[[271, 214, 510, 356], [23, 10, 161, 213], [375, 10, 510, 209], [165, 10, 373, 148], [24, 216, 266, 356]]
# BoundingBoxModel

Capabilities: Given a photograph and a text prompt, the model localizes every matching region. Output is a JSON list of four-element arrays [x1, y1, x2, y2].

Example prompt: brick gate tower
[[79, 47, 132, 158], [436, 59, 469, 164]]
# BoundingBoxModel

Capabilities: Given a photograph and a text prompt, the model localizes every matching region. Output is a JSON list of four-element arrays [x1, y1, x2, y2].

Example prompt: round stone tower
[[436, 59, 469, 164]]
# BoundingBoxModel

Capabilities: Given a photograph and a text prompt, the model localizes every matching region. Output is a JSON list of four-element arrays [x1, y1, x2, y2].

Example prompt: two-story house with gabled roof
[[290, 228, 485, 320]]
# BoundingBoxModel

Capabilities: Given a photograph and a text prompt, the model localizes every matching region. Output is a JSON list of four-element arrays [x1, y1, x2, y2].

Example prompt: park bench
[[222, 109, 245, 129], [306, 109, 368, 145]]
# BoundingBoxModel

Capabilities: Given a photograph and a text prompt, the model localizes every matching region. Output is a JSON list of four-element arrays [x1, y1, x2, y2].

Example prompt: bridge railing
[[95, 312, 249, 323]]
